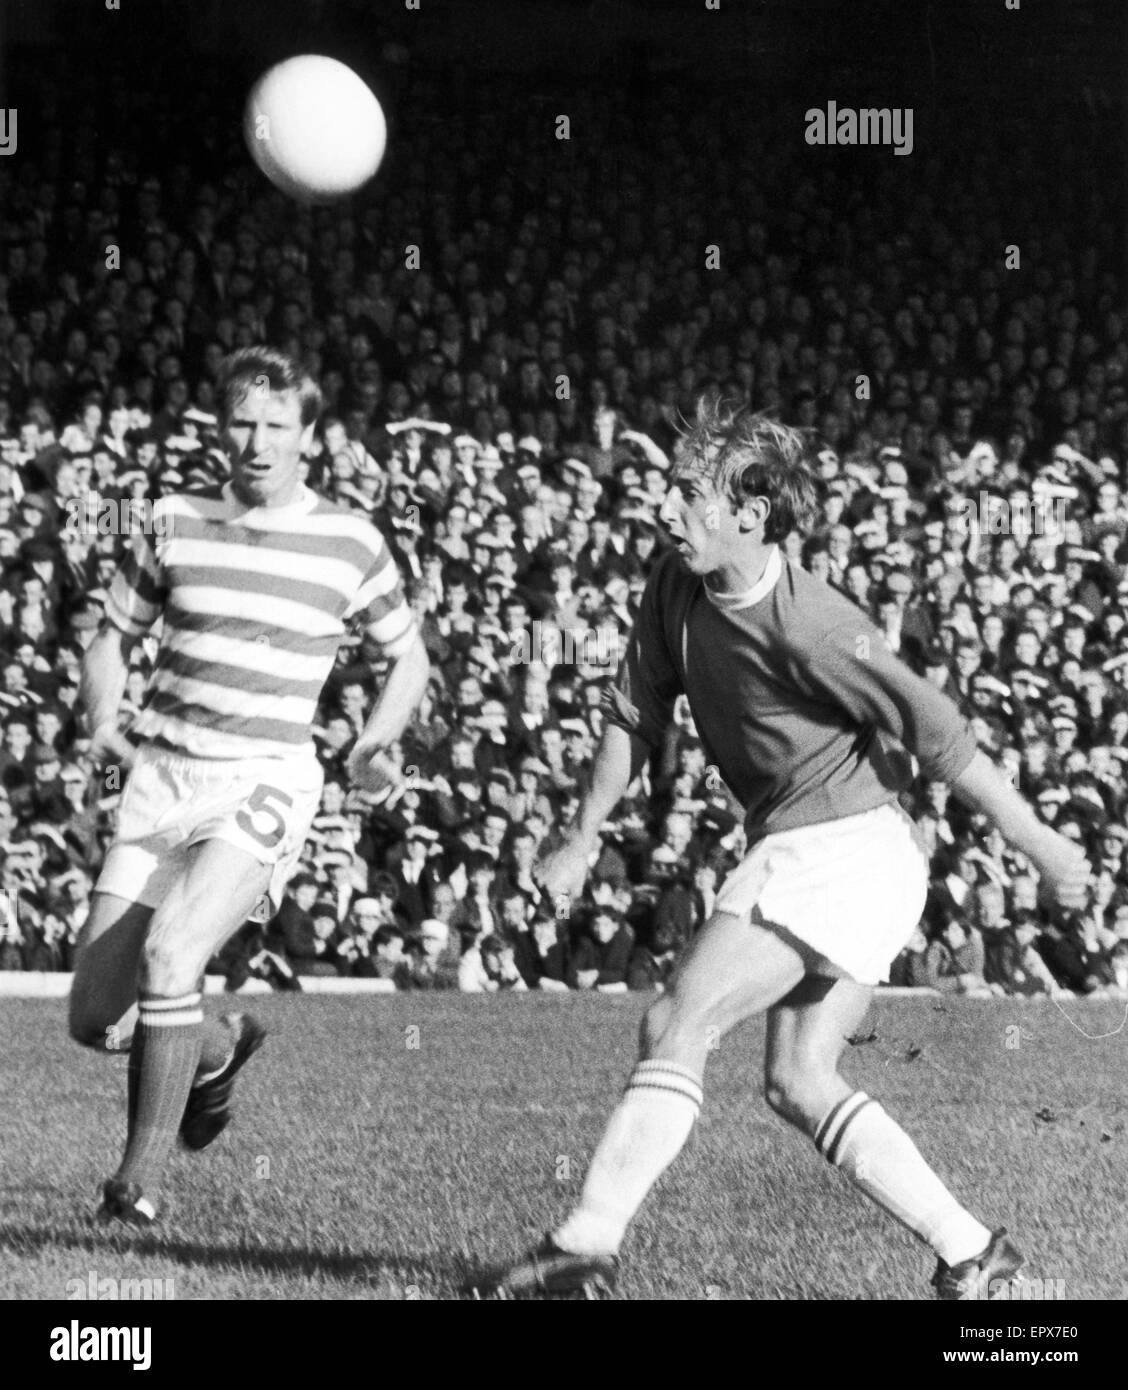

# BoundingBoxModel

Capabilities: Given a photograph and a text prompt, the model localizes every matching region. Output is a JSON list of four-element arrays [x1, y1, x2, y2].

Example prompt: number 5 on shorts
[[235, 784, 294, 851]]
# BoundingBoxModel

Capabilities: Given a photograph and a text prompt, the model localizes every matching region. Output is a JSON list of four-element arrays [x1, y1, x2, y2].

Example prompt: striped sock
[[117, 993, 204, 1195], [128, 1015, 232, 1125], [554, 1060, 703, 1257], [815, 1091, 992, 1267]]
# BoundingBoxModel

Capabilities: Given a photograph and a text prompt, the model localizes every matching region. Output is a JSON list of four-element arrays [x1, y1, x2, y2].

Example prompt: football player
[[69, 347, 429, 1223], [483, 398, 1087, 1299]]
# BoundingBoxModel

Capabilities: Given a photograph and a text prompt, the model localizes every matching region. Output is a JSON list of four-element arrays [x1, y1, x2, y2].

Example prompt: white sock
[[816, 1091, 992, 1267], [554, 1060, 703, 1257]]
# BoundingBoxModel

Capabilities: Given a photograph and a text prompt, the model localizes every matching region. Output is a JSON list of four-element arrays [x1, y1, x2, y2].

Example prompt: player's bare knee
[[140, 937, 199, 999], [639, 995, 706, 1054], [641, 994, 721, 1067]]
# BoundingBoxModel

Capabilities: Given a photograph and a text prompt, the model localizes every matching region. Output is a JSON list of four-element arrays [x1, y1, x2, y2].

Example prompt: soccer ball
[[243, 55, 387, 202]]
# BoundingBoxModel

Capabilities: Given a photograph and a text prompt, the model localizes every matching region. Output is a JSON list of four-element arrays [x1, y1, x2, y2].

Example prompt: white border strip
[[0, 972, 397, 998]]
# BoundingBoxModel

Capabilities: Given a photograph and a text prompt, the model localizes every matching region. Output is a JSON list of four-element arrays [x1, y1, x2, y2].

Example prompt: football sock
[[816, 1091, 992, 1267], [116, 992, 204, 1195], [553, 1060, 703, 1257], [127, 1016, 232, 1123]]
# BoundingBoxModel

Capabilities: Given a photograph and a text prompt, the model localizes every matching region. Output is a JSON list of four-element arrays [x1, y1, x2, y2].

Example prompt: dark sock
[[115, 992, 204, 1195]]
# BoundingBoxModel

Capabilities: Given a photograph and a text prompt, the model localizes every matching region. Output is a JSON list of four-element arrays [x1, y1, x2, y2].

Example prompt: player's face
[[659, 471, 747, 577], [224, 387, 313, 508]]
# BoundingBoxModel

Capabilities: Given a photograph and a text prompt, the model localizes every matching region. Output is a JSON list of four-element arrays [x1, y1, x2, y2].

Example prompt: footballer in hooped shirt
[[69, 347, 430, 1225], [483, 397, 1089, 1301]]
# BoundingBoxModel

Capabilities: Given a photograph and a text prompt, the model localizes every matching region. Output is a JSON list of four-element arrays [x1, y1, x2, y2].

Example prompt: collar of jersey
[[223, 480, 319, 521], [703, 545, 782, 611]]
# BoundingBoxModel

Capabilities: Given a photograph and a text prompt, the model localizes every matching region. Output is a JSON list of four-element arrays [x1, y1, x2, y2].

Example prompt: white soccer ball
[[243, 55, 387, 202]]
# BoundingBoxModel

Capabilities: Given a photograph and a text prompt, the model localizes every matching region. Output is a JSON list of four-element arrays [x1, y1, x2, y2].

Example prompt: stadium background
[[0, 0, 1127, 1000]]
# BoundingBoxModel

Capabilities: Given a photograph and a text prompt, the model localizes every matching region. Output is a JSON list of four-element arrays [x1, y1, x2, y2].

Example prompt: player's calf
[[763, 1054, 846, 1136], [68, 895, 151, 1052]]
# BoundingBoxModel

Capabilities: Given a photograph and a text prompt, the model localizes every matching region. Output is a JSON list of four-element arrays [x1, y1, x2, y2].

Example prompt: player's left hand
[[346, 742, 402, 798], [1030, 832, 1090, 912]]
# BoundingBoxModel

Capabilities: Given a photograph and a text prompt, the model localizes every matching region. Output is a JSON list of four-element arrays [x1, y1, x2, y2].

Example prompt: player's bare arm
[[537, 719, 654, 904], [347, 630, 431, 793], [948, 749, 1089, 910], [78, 619, 140, 769]]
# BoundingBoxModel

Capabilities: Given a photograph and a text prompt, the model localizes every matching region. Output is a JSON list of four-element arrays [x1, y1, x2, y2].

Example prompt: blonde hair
[[673, 395, 818, 542]]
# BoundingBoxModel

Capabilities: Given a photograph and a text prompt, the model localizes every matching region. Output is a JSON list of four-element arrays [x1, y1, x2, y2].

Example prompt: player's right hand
[[88, 722, 135, 773], [535, 838, 591, 915]]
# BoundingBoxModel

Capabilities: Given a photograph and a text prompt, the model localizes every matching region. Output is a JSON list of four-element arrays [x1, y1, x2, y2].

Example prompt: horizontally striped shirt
[[104, 482, 418, 760]]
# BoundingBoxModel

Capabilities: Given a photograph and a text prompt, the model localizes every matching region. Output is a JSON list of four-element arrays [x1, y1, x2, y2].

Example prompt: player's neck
[[230, 478, 305, 511], [706, 542, 777, 598]]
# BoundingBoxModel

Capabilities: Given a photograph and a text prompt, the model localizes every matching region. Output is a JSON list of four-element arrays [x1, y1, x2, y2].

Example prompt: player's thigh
[[141, 839, 272, 995], [764, 975, 874, 1109], [69, 893, 153, 1045], [648, 909, 807, 1053]]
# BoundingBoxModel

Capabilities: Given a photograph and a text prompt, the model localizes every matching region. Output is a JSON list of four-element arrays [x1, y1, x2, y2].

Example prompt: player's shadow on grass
[[0, 1220, 467, 1290]]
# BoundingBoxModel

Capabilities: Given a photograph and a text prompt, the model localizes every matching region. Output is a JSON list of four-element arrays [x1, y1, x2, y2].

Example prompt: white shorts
[[713, 801, 929, 985], [96, 745, 324, 918]]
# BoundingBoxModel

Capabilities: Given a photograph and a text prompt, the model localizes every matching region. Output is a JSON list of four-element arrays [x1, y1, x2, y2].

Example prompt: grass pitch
[[2, 992, 1126, 1300]]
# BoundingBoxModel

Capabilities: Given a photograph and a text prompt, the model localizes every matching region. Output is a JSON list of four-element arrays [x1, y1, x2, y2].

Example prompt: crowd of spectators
[[0, 54, 1127, 999]]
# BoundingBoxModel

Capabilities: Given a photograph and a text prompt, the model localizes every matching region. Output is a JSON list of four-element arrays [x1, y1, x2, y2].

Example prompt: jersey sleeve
[[790, 604, 978, 784], [103, 529, 168, 637], [603, 570, 683, 749], [346, 529, 419, 660]]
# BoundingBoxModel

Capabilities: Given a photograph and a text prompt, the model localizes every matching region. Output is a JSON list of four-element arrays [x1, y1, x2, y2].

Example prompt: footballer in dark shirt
[[484, 398, 1088, 1302]]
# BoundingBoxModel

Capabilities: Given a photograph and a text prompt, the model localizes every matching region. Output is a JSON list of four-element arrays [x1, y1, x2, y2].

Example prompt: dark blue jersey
[[607, 546, 976, 844]]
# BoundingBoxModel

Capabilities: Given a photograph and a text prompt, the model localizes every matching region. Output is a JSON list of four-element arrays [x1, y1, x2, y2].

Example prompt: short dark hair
[[219, 346, 323, 427]]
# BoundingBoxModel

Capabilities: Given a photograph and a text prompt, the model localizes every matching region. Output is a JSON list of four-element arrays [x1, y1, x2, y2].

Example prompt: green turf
[[2, 993, 1126, 1300]]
